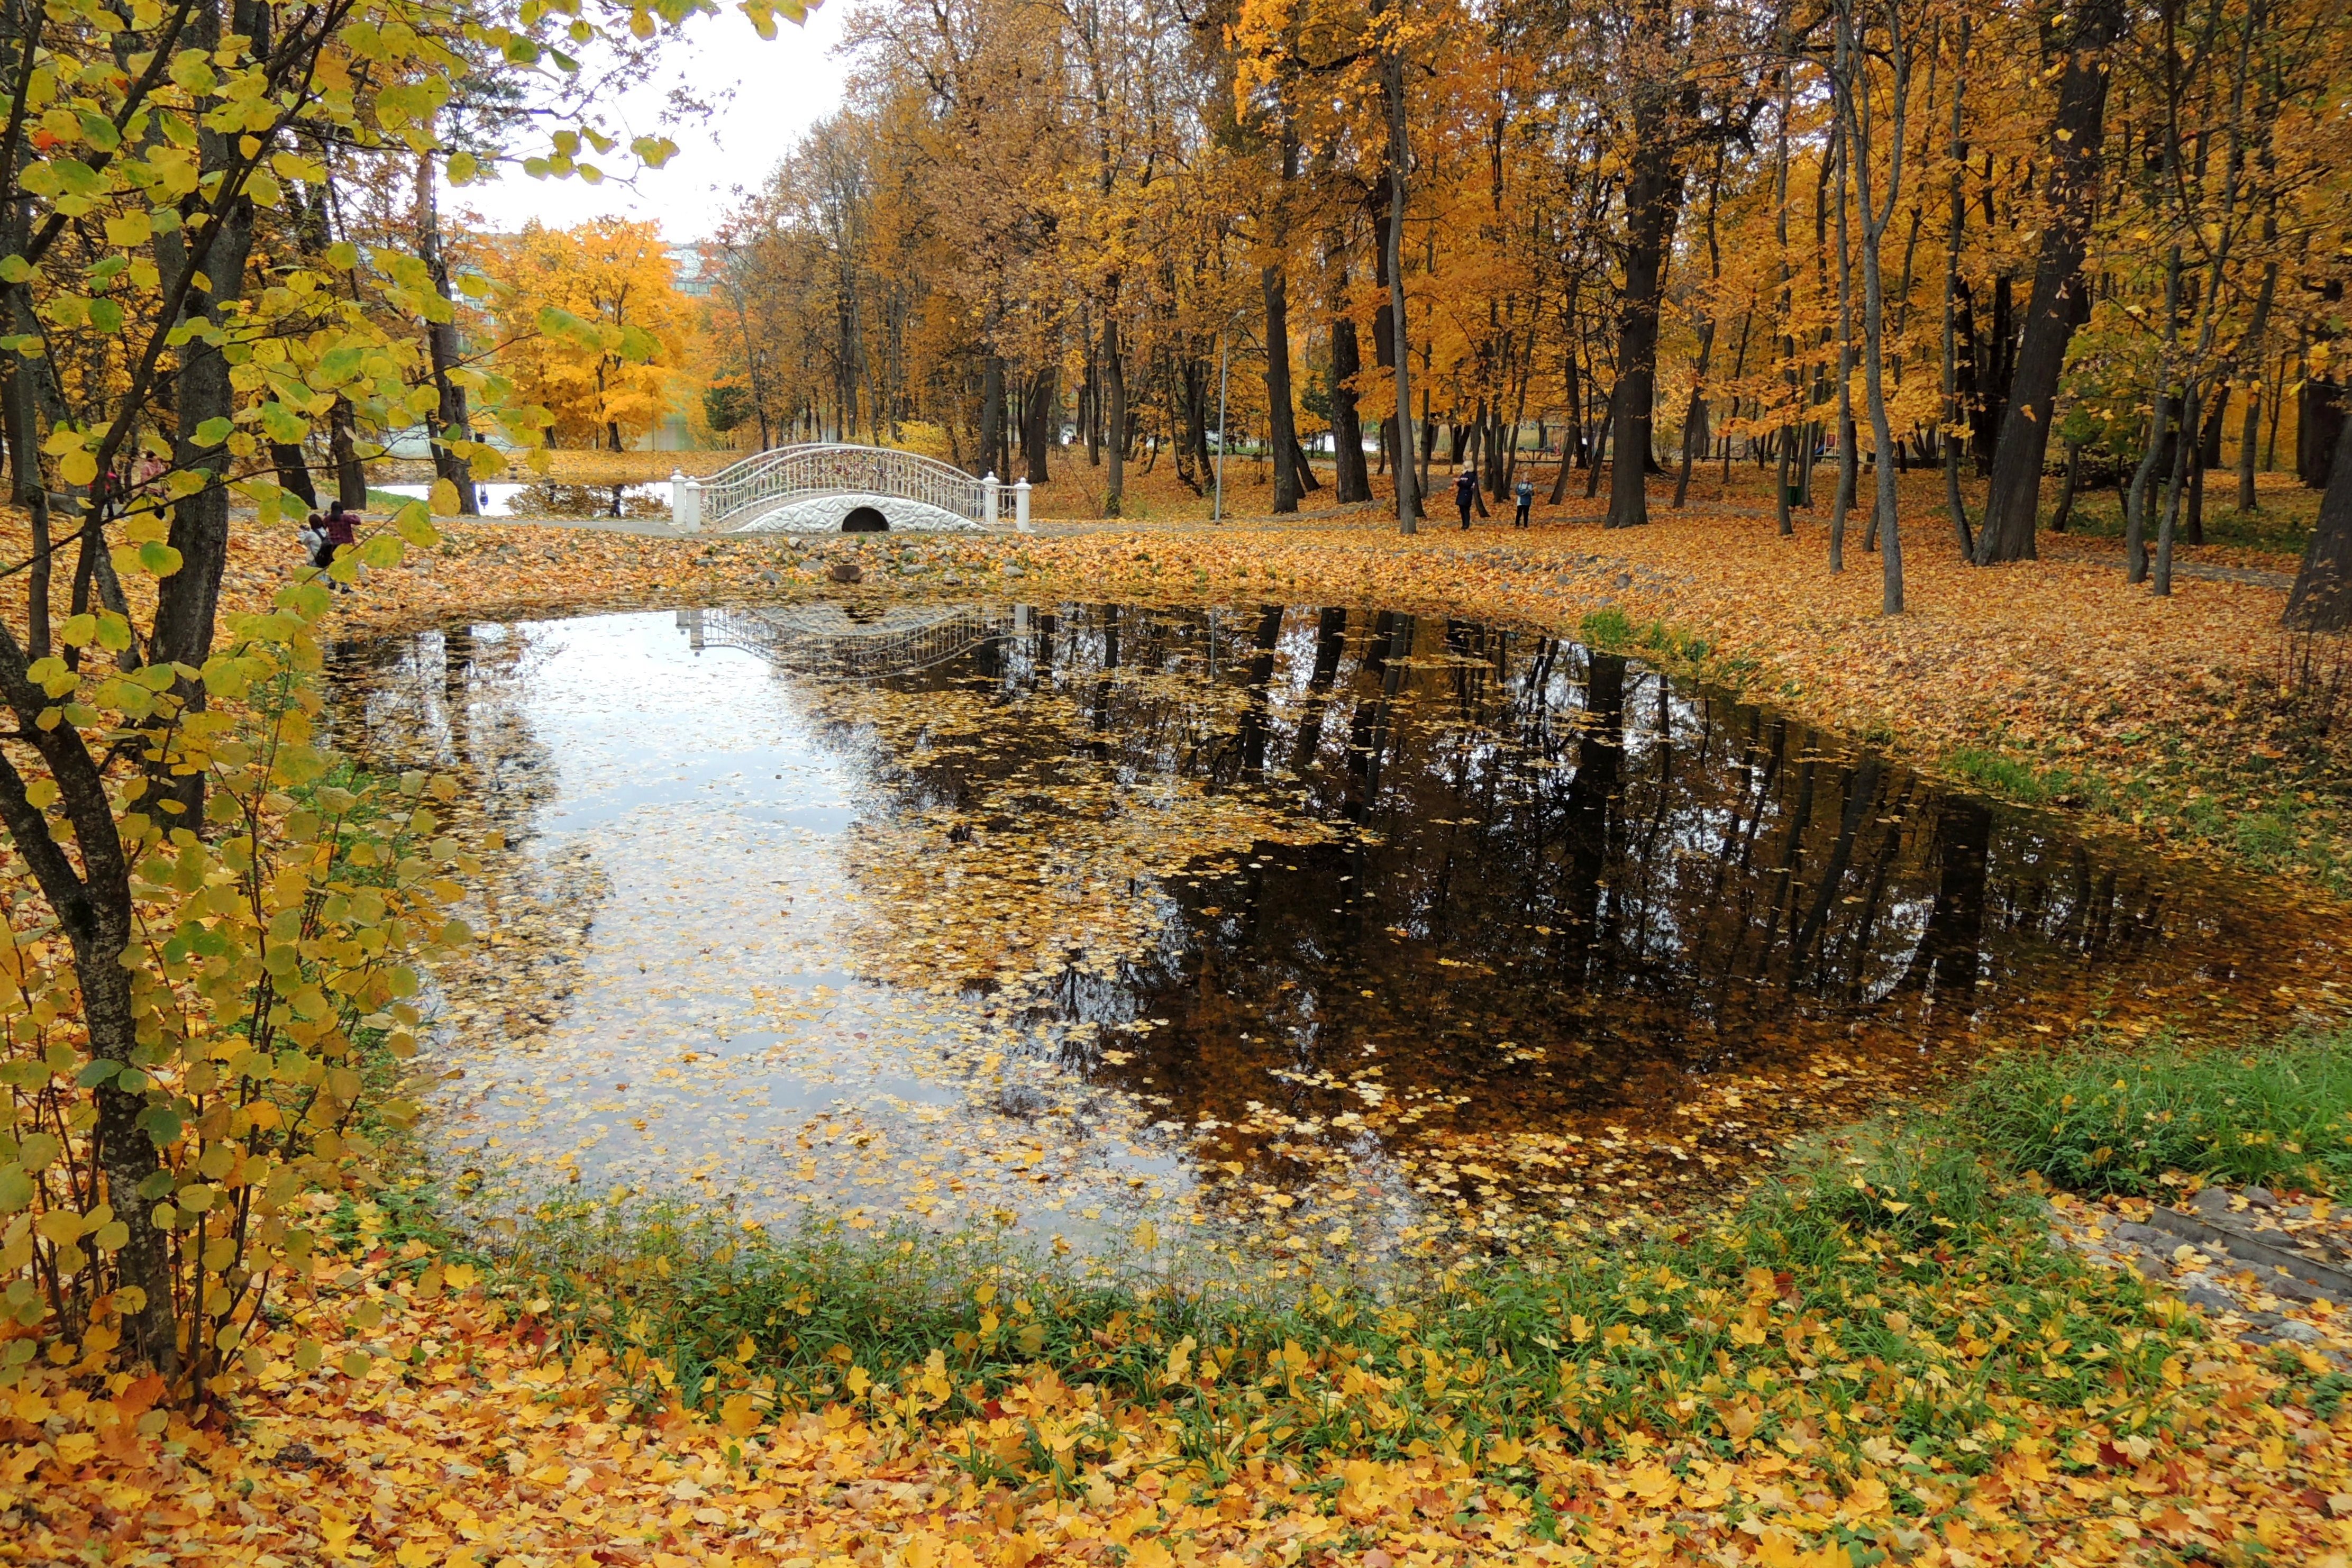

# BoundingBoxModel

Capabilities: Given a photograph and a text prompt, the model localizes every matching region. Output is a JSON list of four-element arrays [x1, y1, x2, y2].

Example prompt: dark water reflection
[[790, 603, 2319, 1191], [334, 603, 2334, 1250]]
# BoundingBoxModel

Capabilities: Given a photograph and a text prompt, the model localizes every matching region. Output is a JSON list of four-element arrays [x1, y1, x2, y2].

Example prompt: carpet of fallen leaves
[[6, 1232, 2352, 1566]]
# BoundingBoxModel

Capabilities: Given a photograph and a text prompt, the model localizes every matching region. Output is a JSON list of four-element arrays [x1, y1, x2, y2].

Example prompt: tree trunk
[[2050, 439, 2081, 531], [0, 594, 174, 1371], [1972, 0, 2125, 563], [1587, 381, 1616, 500], [2300, 375, 2342, 490], [329, 398, 367, 509], [1367, 183, 1409, 503], [416, 151, 478, 514], [1382, 44, 1417, 534], [1939, 16, 1975, 558], [1023, 362, 1055, 485], [153, 132, 257, 823], [1263, 263, 1301, 513], [1605, 64, 1693, 531], [2285, 384, 2352, 629], [1104, 318, 1125, 515], [2125, 250, 2183, 584], [2154, 377, 2196, 596], [1829, 110, 1855, 572], [270, 444, 317, 509], [979, 353, 1005, 478], [1329, 254, 1371, 503], [2235, 254, 2278, 514], [1550, 343, 1580, 504], [1838, 0, 1907, 613]]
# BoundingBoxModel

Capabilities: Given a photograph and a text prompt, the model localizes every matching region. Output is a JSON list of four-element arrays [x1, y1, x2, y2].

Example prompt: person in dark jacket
[[320, 502, 359, 588], [1454, 467, 1476, 530], [1514, 476, 1534, 527]]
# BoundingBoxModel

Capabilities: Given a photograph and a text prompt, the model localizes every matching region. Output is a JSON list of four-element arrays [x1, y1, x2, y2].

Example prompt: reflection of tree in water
[[804, 605, 2285, 1207], [324, 628, 608, 1049]]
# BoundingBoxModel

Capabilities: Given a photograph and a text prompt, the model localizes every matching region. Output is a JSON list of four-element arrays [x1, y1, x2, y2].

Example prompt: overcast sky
[[451, 2, 852, 242]]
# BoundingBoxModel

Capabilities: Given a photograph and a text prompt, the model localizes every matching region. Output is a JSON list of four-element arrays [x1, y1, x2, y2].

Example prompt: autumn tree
[[0, 0, 814, 1396], [493, 219, 697, 450]]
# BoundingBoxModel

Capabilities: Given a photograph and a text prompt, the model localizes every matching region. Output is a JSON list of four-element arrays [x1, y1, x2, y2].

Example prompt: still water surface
[[329, 603, 2336, 1263]]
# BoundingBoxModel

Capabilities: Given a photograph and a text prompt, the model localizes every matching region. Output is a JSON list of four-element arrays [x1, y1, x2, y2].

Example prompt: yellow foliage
[[494, 220, 700, 450]]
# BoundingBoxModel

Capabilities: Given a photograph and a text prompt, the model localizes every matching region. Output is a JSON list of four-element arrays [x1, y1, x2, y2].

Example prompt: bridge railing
[[675, 444, 1000, 532]]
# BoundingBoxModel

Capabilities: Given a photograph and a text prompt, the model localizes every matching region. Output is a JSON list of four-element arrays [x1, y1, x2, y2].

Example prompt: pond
[[327, 602, 2341, 1268], [374, 480, 671, 520]]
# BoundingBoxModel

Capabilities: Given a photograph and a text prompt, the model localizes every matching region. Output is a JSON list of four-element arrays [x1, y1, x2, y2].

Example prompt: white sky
[[452, 2, 852, 243]]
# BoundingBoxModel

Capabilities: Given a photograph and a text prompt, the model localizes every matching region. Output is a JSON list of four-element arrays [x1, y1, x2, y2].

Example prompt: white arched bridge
[[669, 444, 1032, 535]]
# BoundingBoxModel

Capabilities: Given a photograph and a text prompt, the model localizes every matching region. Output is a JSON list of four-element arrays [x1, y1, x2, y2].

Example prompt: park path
[[480, 491, 2302, 597]]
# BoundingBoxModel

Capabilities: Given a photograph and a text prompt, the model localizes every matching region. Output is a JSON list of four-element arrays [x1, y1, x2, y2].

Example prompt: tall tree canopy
[[705, 0, 2351, 614]]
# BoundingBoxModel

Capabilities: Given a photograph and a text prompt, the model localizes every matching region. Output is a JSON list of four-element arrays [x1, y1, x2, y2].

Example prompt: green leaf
[[135, 1106, 183, 1146], [0, 1166, 31, 1214], [136, 541, 183, 577], [193, 416, 233, 445], [358, 533, 402, 568], [74, 1059, 121, 1089], [393, 501, 440, 547], [259, 402, 307, 442]]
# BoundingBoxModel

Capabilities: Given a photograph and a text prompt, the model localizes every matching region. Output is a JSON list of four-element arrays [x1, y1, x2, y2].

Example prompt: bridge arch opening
[[842, 506, 889, 533]]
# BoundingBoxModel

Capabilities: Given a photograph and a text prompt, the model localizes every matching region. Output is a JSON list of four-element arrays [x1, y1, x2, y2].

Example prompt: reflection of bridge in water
[[676, 604, 1016, 680]]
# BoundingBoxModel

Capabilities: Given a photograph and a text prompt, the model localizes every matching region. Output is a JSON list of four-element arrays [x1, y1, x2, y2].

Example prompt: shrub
[[0, 585, 467, 1401]]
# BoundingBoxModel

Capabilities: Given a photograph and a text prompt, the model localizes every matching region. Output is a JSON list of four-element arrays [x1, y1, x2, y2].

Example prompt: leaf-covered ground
[[5, 1215, 2350, 1567]]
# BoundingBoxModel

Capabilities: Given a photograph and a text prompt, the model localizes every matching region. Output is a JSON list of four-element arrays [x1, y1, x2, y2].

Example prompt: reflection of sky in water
[[329, 606, 2337, 1268], [386, 614, 1229, 1259]]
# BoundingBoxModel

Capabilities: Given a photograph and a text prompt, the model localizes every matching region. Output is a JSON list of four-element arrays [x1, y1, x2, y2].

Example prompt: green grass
[[1937, 746, 2113, 814], [1956, 1026, 2352, 1197], [1577, 606, 1634, 647], [1942, 746, 2062, 804], [1577, 607, 1713, 668], [2053, 485, 2318, 560], [345, 1024, 2352, 1487], [489, 1106, 2199, 1481]]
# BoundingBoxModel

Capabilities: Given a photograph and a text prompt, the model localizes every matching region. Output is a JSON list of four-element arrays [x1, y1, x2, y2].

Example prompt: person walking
[[1454, 467, 1476, 531], [1514, 474, 1533, 528]]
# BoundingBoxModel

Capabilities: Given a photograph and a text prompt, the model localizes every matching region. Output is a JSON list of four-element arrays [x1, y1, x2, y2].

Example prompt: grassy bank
[[1566, 577, 2352, 898], [1956, 1027, 2352, 1197], [453, 1026, 2352, 1490], [11, 1029, 2340, 1566]]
